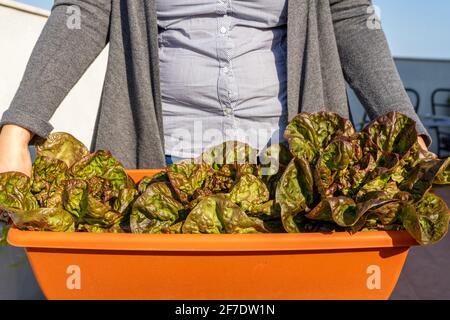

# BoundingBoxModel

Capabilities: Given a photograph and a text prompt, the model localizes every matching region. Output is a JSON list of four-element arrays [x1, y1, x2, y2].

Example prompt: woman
[[0, 0, 429, 175]]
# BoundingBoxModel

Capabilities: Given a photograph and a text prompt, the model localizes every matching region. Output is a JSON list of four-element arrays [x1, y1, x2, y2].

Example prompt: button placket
[[215, 1, 237, 118], [216, 0, 228, 15]]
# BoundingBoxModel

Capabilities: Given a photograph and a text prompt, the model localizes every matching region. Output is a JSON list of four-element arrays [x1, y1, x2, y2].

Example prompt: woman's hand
[[417, 136, 428, 151], [0, 125, 33, 177]]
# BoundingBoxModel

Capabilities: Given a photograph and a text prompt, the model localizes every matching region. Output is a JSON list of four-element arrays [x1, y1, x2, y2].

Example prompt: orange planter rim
[[8, 227, 418, 252]]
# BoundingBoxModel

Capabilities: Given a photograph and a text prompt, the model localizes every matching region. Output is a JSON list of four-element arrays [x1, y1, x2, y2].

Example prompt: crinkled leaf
[[284, 112, 355, 162], [164, 221, 184, 234], [345, 156, 377, 197], [293, 215, 345, 233], [200, 141, 258, 168], [400, 193, 449, 245], [137, 172, 169, 193], [306, 193, 396, 228], [62, 179, 88, 219], [276, 158, 316, 233], [68, 178, 135, 228], [356, 174, 399, 202], [314, 137, 362, 197], [131, 217, 171, 234], [229, 174, 270, 214], [259, 144, 292, 199], [111, 188, 138, 215], [322, 137, 361, 171], [31, 156, 68, 207], [363, 111, 417, 156], [247, 200, 278, 217], [351, 200, 406, 233], [376, 152, 400, 170], [199, 141, 259, 193], [8, 207, 75, 232], [333, 196, 396, 227], [203, 164, 236, 194], [78, 223, 126, 233], [0, 172, 38, 210], [434, 157, 450, 184], [133, 182, 181, 221], [182, 196, 224, 234], [86, 177, 109, 199], [368, 201, 405, 226], [182, 196, 267, 234], [400, 157, 450, 200], [306, 197, 359, 226], [35, 132, 89, 168], [71, 151, 135, 191], [84, 196, 124, 227], [166, 160, 209, 203], [42, 188, 64, 209], [130, 182, 183, 233], [304, 200, 334, 222], [259, 143, 292, 176]]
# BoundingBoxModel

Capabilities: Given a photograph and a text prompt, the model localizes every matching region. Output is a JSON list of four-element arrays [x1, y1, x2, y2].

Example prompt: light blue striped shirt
[[157, 0, 288, 158]]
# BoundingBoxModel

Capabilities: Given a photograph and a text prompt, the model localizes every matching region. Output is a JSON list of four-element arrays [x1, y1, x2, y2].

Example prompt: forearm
[[330, 0, 431, 145], [0, 125, 32, 145], [0, 0, 111, 138]]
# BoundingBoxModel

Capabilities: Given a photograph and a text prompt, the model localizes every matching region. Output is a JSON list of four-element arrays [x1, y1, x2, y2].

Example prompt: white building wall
[[0, 0, 108, 147]]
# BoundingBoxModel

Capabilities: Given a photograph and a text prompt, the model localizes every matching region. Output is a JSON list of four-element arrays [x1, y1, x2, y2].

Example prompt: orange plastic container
[[7, 170, 419, 300]]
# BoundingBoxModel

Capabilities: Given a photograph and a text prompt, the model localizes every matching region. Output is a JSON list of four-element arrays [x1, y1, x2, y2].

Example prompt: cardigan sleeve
[[0, 0, 111, 139], [329, 0, 431, 145]]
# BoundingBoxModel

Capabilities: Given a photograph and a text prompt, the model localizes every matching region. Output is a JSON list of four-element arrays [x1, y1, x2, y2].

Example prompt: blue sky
[[15, 0, 450, 59]]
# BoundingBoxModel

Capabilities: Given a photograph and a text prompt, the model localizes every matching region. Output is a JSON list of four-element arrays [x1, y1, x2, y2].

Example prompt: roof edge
[[0, 0, 50, 18], [394, 56, 450, 64]]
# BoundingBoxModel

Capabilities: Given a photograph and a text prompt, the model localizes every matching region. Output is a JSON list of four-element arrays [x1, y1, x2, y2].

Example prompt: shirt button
[[224, 107, 233, 116], [220, 26, 228, 34], [222, 66, 229, 73]]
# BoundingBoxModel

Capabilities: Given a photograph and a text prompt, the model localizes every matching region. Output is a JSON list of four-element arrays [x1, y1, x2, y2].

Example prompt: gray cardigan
[[0, 0, 429, 169]]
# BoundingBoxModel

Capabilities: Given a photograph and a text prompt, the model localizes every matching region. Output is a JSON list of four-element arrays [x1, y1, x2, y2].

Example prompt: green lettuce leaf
[[284, 112, 355, 162], [363, 111, 417, 156], [8, 207, 75, 232], [305, 195, 395, 227], [166, 160, 210, 203], [35, 132, 89, 168], [182, 195, 268, 234], [400, 157, 450, 200], [62, 179, 88, 219], [31, 156, 69, 208], [130, 182, 183, 233], [0, 172, 38, 211], [434, 157, 450, 185], [199, 141, 258, 169], [400, 192, 449, 245], [229, 174, 273, 216], [71, 150, 135, 191], [276, 158, 316, 233], [314, 137, 362, 197], [137, 171, 169, 193]]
